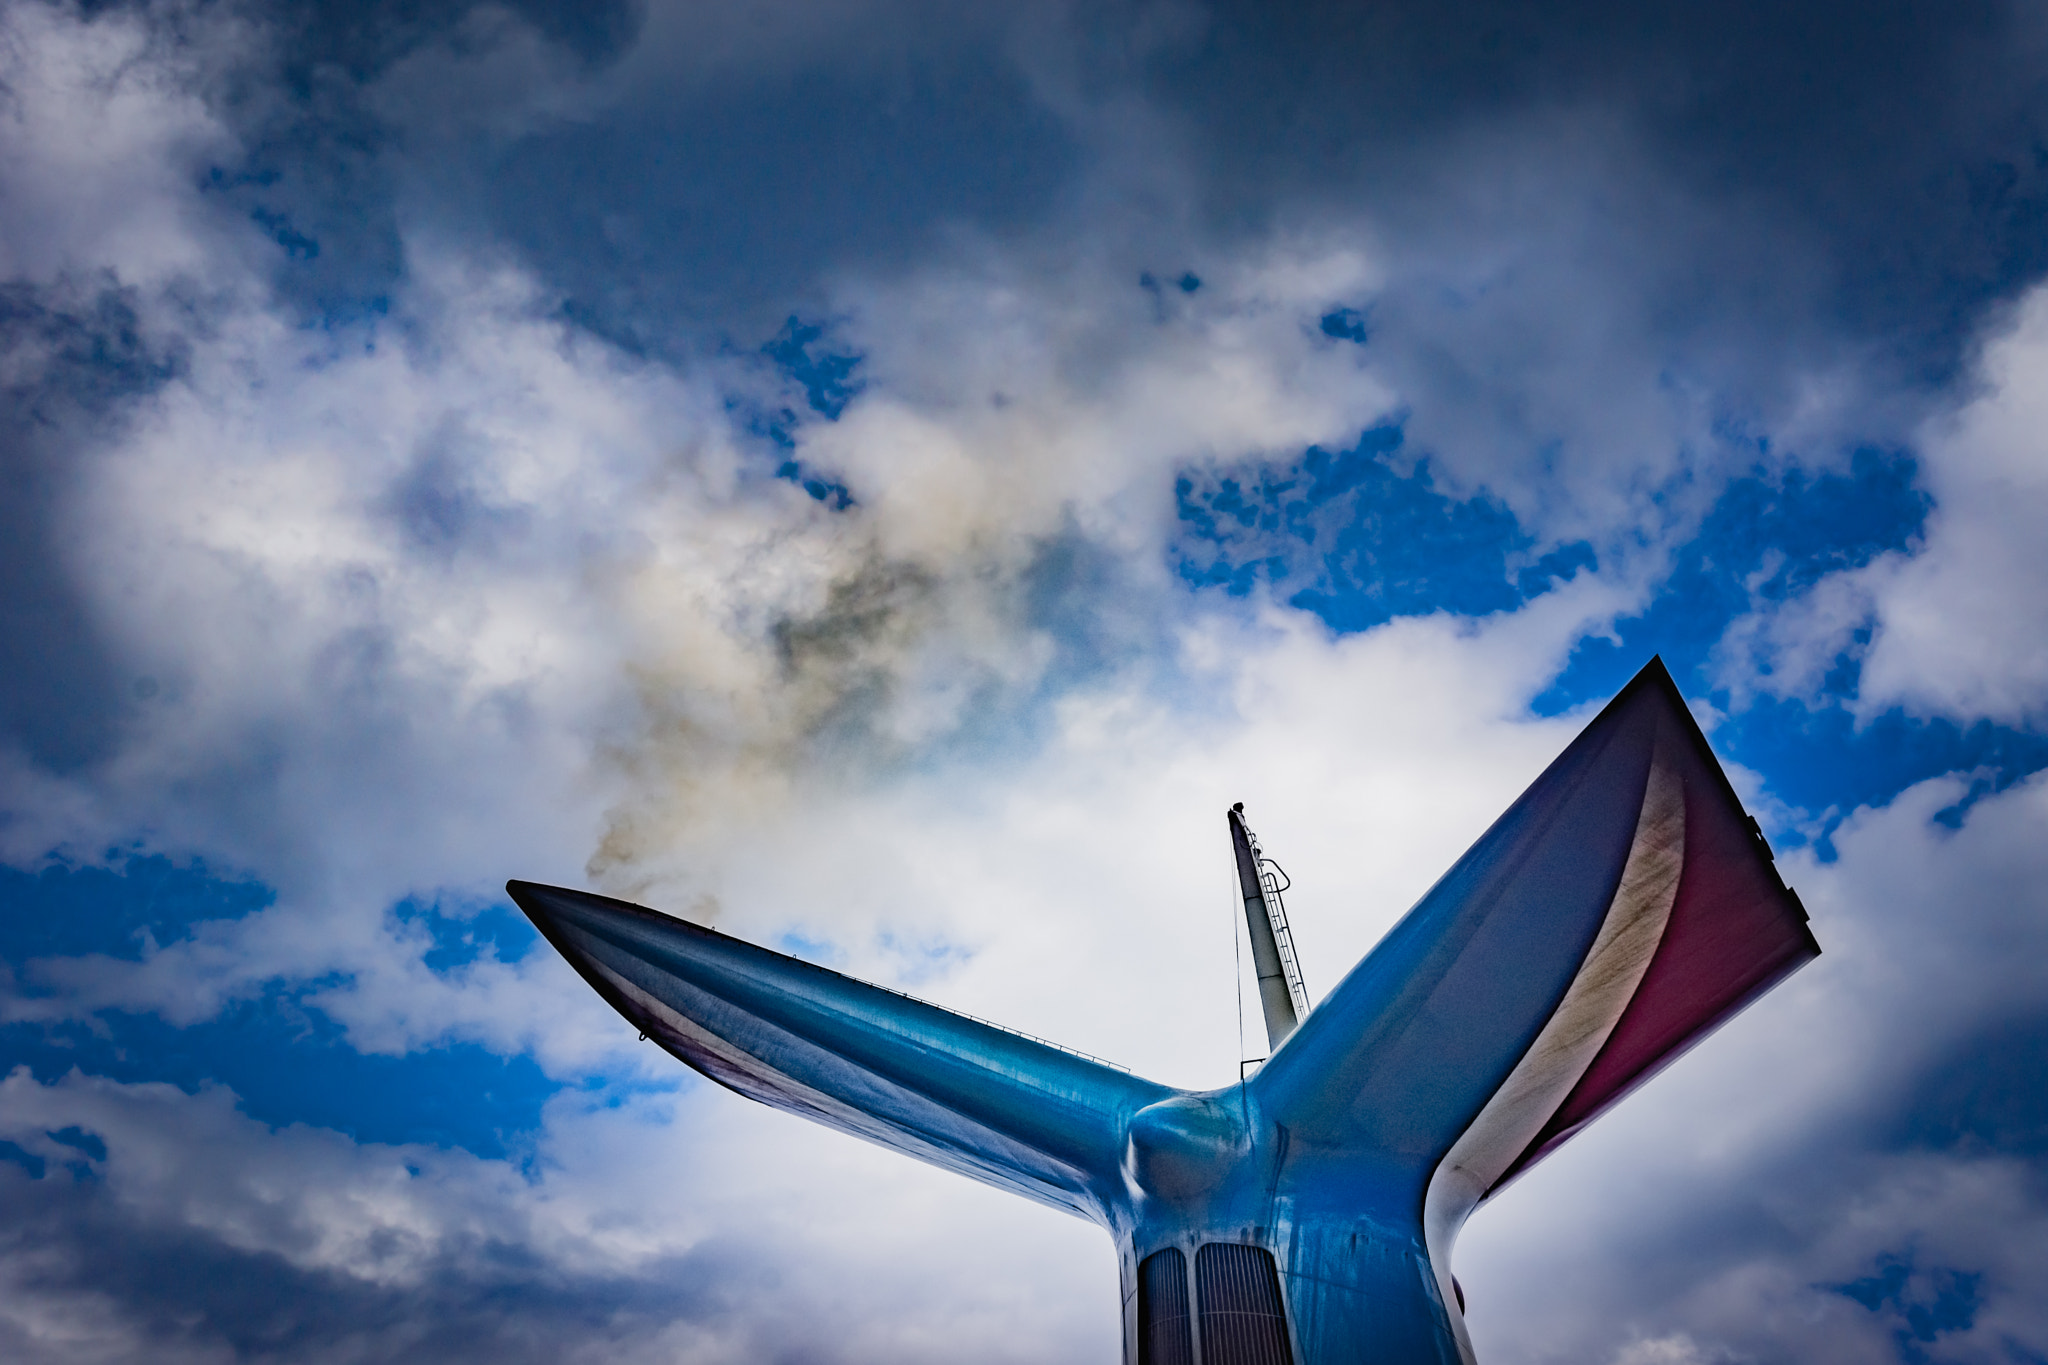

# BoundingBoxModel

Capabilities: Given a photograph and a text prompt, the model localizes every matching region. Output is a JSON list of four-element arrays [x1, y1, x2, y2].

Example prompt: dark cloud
[[1148, 0, 2048, 382], [0, 1157, 734, 1365], [0, 282, 185, 772], [276, 0, 646, 78], [209, 0, 2048, 403], [171, 0, 2039, 572], [417, 42, 1082, 344], [177, 0, 1080, 340]]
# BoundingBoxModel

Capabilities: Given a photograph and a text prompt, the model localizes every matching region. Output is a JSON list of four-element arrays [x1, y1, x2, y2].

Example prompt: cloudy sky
[[3, 1, 2048, 1360]]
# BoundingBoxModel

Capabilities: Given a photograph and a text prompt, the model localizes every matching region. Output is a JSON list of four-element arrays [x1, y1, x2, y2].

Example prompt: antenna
[[1228, 802, 1311, 1051]]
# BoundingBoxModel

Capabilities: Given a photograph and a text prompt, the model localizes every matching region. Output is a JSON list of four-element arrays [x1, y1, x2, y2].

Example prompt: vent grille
[[1196, 1243, 1292, 1365], [1138, 1248, 1194, 1365]]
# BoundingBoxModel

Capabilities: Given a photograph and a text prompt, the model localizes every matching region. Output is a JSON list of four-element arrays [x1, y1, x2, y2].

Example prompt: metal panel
[[1196, 1243, 1293, 1365], [1138, 1248, 1195, 1365]]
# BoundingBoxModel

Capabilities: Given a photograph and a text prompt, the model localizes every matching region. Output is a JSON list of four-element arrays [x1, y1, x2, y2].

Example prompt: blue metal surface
[[508, 657, 1817, 1364]]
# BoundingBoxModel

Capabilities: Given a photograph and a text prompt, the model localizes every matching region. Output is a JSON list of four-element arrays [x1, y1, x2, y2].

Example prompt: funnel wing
[[1252, 659, 1817, 1188], [509, 881, 1169, 1221]]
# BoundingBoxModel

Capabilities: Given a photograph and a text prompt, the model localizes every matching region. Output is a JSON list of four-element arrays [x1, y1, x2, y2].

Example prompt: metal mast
[[1228, 802, 1311, 1051]]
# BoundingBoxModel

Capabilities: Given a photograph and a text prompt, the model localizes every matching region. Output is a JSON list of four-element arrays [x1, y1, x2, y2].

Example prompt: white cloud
[[1721, 281, 2048, 728], [0, 0, 247, 289], [1609, 1336, 1720, 1365], [1854, 286, 2048, 725], [0, 1059, 1117, 1364]]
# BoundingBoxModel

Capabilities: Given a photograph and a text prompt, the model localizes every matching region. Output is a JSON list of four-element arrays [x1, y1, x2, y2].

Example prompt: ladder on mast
[[1228, 802, 1312, 1050]]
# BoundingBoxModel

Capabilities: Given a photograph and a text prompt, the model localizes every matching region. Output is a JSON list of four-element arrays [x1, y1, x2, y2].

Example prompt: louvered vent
[[1195, 1242, 1292, 1365], [1137, 1248, 1193, 1365]]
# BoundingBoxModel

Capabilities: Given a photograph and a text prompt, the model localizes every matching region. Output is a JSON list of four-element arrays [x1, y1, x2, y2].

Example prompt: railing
[[853, 973, 1133, 1073]]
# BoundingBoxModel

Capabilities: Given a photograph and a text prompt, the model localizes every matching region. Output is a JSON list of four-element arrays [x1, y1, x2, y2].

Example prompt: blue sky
[[4, 1, 2048, 1361]]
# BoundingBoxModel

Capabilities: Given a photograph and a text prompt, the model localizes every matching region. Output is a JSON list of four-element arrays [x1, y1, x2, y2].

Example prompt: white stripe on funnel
[[1422, 722, 1687, 1364]]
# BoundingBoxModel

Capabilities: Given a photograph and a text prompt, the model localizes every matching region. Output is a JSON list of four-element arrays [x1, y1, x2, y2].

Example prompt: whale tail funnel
[[510, 657, 1818, 1365]]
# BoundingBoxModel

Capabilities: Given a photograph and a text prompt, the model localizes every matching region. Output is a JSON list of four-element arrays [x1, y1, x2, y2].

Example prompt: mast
[[1228, 802, 1311, 1051]]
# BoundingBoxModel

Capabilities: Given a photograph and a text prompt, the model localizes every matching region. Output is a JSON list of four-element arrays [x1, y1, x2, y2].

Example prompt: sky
[[2, 0, 2048, 1361]]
